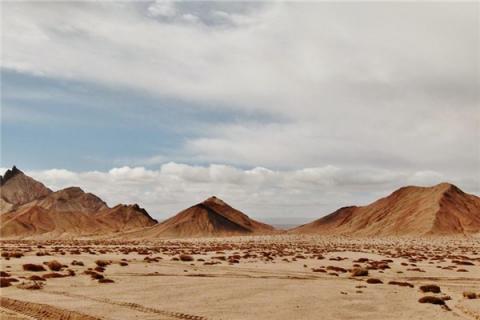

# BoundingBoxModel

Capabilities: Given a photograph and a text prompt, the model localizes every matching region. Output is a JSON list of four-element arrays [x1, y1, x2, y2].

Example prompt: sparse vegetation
[[22, 264, 46, 272]]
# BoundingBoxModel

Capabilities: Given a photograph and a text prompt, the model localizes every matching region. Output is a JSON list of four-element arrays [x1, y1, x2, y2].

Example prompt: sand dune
[[292, 183, 480, 236]]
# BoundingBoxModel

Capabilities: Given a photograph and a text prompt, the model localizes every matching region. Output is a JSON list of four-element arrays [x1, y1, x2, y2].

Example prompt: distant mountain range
[[1, 166, 479, 239], [0, 166, 157, 239]]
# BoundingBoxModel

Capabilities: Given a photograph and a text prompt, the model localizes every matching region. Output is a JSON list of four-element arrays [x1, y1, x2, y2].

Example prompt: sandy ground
[[0, 236, 479, 320]]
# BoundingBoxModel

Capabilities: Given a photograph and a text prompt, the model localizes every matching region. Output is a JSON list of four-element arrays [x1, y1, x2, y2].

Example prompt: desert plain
[[1, 235, 479, 320]]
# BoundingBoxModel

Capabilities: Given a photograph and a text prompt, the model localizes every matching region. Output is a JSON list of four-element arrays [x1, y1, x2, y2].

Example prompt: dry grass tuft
[[463, 292, 478, 299], [17, 281, 44, 290], [388, 281, 414, 288], [418, 296, 445, 305], [71, 260, 84, 266], [351, 268, 369, 277], [46, 260, 64, 271], [43, 272, 66, 279], [420, 284, 441, 293], [366, 278, 383, 284], [0, 271, 11, 277], [22, 264, 46, 272], [179, 254, 194, 262], [27, 275, 46, 281], [0, 278, 14, 287], [95, 260, 111, 267]]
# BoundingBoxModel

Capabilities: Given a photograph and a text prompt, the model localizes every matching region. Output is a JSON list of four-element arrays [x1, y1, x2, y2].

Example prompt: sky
[[1, 1, 479, 222]]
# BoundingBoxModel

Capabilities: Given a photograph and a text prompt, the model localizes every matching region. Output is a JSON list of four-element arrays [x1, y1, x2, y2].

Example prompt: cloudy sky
[[1, 1, 479, 222]]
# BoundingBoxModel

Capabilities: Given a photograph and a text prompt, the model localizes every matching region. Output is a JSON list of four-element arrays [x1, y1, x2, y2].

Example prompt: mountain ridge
[[0, 166, 157, 239], [291, 182, 480, 236]]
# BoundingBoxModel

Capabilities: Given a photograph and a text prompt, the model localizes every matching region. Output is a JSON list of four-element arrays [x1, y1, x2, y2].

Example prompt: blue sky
[[2, 69, 277, 171], [1, 1, 478, 220]]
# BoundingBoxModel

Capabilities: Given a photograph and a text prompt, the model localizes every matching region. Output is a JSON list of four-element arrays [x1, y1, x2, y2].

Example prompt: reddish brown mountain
[[0, 167, 157, 239], [291, 183, 480, 236], [0, 166, 51, 210], [132, 196, 275, 238]]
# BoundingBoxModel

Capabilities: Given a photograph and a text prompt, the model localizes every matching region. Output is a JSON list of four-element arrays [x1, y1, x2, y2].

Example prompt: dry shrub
[[327, 266, 347, 273], [17, 281, 44, 290], [463, 292, 478, 299], [27, 275, 46, 281], [452, 260, 474, 266], [94, 266, 105, 273], [2, 252, 23, 259], [86, 271, 104, 280], [23, 264, 46, 272], [351, 268, 368, 277], [43, 272, 65, 279], [388, 281, 414, 288], [71, 260, 84, 266], [0, 271, 11, 277], [95, 260, 111, 267], [420, 284, 441, 293], [418, 296, 445, 305], [0, 278, 13, 287], [179, 254, 194, 262], [366, 278, 383, 284], [46, 260, 63, 271]]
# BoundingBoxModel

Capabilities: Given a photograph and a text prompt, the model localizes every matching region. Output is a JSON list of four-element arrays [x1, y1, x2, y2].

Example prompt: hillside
[[291, 183, 480, 236]]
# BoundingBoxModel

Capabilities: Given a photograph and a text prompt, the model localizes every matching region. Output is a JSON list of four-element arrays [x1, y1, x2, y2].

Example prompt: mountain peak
[[0, 167, 52, 206], [203, 196, 227, 206], [292, 183, 480, 236], [0, 166, 23, 185]]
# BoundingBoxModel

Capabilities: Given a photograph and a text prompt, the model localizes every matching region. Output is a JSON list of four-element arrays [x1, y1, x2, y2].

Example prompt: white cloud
[[1, 2, 478, 212], [148, 0, 177, 18], [19, 163, 477, 221]]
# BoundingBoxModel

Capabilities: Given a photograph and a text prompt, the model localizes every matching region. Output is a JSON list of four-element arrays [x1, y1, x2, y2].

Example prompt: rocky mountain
[[0, 166, 157, 239], [0, 166, 52, 211], [291, 183, 480, 236], [132, 196, 276, 238]]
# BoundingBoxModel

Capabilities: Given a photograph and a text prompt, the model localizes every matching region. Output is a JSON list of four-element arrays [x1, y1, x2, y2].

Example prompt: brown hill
[[0, 166, 51, 211], [132, 196, 275, 238], [291, 183, 480, 236], [31, 187, 108, 213], [0, 167, 157, 239]]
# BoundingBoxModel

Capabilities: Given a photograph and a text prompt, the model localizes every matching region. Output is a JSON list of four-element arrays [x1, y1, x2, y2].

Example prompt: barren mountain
[[0, 166, 51, 211], [291, 183, 480, 236], [0, 167, 157, 239], [133, 196, 275, 238]]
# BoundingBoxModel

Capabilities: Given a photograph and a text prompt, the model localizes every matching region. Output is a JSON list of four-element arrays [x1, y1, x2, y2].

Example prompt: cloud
[[147, 0, 176, 18], [2, 2, 477, 175], [1, 2, 478, 211], [16, 163, 476, 221]]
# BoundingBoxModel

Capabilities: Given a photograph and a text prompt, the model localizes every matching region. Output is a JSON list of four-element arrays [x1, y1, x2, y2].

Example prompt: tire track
[[45, 290, 209, 320], [455, 303, 480, 320], [0, 297, 101, 320]]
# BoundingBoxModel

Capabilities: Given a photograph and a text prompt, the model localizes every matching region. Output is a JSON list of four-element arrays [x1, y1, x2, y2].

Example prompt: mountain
[[291, 183, 480, 236], [0, 166, 52, 211], [31, 187, 108, 213], [131, 196, 276, 238], [0, 166, 157, 239]]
